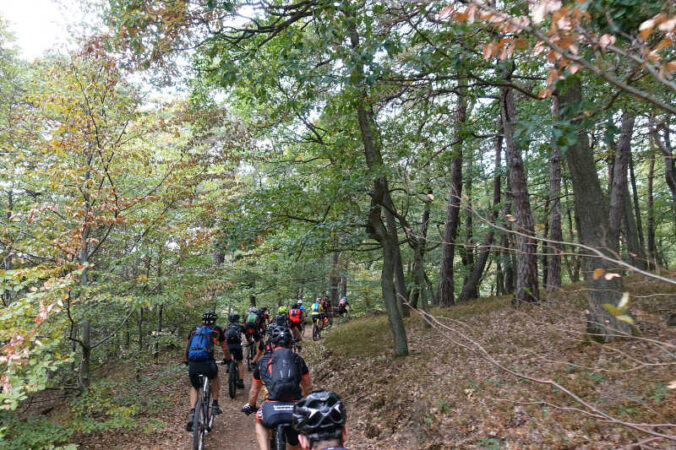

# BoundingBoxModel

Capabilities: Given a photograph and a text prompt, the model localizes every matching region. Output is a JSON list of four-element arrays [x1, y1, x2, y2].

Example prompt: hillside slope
[[308, 275, 675, 449]]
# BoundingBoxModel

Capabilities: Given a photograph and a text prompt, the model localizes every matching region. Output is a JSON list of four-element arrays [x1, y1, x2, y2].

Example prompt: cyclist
[[293, 390, 348, 450], [224, 313, 246, 389], [297, 300, 306, 334], [242, 326, 312, 450], [275, 305, 290, 327], [337, 296, 351, 318], [288, 302, 303, 342], [185, 311, 232, 431], [320, 297, 331, 328], [259, 306, 270, 332], [252, 323, 276, 365], [245, 307, 261, 345], [310, 298, 323, 327]]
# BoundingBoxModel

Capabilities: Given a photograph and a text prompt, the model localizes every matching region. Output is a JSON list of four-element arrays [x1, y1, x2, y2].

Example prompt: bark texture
[[557, 77, 631, 341], [439, 79, 467, 306], [458, 131, 503, 301], [500, 76, 539, 304]]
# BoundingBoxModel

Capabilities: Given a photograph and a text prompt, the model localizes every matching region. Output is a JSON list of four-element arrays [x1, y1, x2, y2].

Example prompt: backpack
[[339, 298, 346, 307], [261, 348, 302, 401], [274, 314, 288, 327], [311, 303, 320, 313], [246, 312, 258, 325], [225, 324, 241, 344], [288, 308, 301, 324], [188, 325, 214, 361]]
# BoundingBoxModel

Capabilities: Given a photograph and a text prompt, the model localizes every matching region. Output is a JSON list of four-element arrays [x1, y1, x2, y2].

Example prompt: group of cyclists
[[185, 296, 353, 449]]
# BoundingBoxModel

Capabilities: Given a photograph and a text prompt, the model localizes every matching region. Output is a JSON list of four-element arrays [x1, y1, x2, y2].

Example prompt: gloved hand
[[241, 403, 256, 415]]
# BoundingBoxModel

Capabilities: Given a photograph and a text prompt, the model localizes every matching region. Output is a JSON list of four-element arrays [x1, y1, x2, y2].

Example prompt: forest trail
[[122, 324, 314, 450]]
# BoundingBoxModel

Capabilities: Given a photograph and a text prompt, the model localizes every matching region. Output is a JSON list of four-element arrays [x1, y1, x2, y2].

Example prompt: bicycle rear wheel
[[247, 342, 255, 371], [192, 398, 203, 450], [312, 323, 320, 341], [228, 361, 237, 399], [273, 424, 287, 450]]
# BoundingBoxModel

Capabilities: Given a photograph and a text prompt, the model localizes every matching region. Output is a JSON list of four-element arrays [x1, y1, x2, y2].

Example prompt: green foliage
[[0, 413, 72, 450]]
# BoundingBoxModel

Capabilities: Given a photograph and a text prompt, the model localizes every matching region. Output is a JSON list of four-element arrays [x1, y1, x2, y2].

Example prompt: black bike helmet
[[228, 313, 240, 323], [269, 326, 292, 347], [292, 390, 346, 441], [202, 311, 217, 325]]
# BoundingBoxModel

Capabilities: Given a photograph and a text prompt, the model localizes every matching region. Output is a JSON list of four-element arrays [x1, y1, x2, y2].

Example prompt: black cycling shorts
[[288, 321, 301, 330], [228, 344, 243, 362], [245, 325, 261, 341], [256, 401, 299, 446], [188, 360, 218, 389], [338, 307, 346, 316]]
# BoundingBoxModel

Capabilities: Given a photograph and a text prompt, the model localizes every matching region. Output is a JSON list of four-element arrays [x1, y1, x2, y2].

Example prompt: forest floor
[[52, 274, 676, 449]]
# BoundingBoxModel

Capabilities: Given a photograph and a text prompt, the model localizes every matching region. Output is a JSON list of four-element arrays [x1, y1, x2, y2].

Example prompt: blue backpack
[[188, 325, 214, 361]]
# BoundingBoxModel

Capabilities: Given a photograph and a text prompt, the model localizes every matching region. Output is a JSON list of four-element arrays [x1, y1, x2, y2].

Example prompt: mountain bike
[[192, 373, 215, 450], [246, 340, 257, 371], [243, 403, 295, 450], [312, 318, 322, 341], [228, 359, 239, 399]]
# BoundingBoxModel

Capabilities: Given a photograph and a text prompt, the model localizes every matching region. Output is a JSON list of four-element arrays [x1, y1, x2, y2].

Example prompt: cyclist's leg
[[255, 407, 272, 450], [205, 360, 220, 405]]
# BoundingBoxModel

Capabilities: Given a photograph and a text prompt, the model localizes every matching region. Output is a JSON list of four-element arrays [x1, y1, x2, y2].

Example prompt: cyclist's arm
[[249, 367, 263, 406], [298, 357, 311, 396], [300, 375, 311, 396]]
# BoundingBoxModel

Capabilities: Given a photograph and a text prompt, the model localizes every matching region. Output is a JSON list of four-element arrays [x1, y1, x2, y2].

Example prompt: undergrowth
[[1, 359, 183, 449]]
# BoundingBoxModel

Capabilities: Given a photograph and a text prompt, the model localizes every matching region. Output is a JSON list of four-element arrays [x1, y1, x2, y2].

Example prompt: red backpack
[[288, 308, 301, 324]]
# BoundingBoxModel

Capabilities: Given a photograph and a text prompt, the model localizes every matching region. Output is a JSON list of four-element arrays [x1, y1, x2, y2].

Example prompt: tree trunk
[[547, 100, 563, 292], [557, 76, 631, 341], [628, 156, 645, 253], [609, 113, 634, 246], [459, 130, 503, 302], [77, 239, 91, 390], [460, 152, 476, 297], [348, 17, 408, 355], [500, 74, 539, 304], [385, 210, 409, 317], [647, 150, 657, 270], [329, 252, 341, 308], [649, 120, 676, 204], [138, 308, 144, 353], [541, 198, 550, 288], [439, 79, 467, 307], [340, 270, 347, 299], [412, 189, 433, 327]]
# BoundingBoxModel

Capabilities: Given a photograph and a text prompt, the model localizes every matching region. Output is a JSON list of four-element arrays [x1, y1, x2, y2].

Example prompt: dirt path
[[118, 325, 313, 450]]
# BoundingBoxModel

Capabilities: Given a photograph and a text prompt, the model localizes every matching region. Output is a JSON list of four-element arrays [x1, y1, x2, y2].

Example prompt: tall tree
[[557, 76, 631, 340], [546, 98, 563, 292], [439, 79, 466, 307], [500, 69, 539, 304]]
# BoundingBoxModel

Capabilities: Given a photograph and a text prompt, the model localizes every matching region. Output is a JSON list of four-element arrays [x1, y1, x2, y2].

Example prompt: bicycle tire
[[228, 361, 237, 399], [312, 323, 320, 341], [247, 342, 255, 371], [274, 424, 286, 450], [192, 397, 203, 450]]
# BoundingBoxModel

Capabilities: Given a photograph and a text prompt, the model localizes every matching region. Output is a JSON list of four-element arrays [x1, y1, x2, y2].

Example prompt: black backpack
[[274, 314, 288, 327], [261, 348, 302, 401], [225, 324, 241, 344]]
